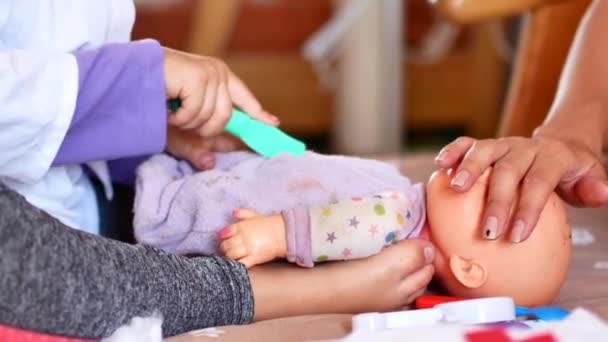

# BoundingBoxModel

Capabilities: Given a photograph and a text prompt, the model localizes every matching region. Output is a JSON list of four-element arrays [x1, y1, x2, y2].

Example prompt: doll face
[[425, 168, 571, 306]]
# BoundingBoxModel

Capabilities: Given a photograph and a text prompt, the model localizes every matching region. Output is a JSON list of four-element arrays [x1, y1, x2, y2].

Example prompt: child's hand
[[163, 48, 279, 137], [435, 135, 608, 243], [166, 126, 246, 170]]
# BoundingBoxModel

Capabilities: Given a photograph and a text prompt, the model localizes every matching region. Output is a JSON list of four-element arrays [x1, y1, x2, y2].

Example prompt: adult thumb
[[573, 175, 608, 207]]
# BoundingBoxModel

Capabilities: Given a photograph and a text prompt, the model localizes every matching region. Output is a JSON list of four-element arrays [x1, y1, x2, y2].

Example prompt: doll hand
[[435, 135, 608, 243], [166, 126, 247, 170], [163, 48, 279, 137], [218, 209, 287, 268]]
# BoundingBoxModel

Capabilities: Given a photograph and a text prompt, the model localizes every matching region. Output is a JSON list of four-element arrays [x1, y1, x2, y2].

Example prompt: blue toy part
[[515, 305, 570, 322]]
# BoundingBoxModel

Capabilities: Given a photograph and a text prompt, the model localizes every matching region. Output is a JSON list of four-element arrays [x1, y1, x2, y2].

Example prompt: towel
[[133, 151, 424, 256]]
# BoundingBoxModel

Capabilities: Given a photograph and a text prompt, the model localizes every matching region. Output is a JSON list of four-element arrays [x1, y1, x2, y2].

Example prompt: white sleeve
[[0, 50, 78, 183]]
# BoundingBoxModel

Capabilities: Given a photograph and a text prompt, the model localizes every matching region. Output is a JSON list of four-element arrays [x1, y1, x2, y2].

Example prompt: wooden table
[[170, 153, 608, 342]]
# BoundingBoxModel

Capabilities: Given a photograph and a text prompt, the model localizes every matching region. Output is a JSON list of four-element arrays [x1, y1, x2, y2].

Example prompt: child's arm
[[218, 189, 425, 268]]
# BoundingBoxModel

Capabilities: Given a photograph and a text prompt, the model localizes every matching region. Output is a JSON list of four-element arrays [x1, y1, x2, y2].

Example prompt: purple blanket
[[133, 152, 424, 255]]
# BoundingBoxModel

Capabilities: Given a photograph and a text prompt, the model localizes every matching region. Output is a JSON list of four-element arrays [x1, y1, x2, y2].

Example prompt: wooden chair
[[431, 0, 592, 137]]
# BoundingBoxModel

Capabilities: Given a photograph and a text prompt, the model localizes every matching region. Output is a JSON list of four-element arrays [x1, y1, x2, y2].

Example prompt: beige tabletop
[[169, 153, 608, 342]]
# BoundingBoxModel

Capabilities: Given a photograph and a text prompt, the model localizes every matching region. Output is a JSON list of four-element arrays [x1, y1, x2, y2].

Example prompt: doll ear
[[449, 255, 487, 289]]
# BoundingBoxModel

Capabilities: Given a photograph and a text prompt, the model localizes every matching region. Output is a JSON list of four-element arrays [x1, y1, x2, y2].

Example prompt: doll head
[[425, 168, 571, 307]]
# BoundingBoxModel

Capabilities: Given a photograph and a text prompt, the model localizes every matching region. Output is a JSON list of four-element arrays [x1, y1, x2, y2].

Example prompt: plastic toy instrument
[[352, 297, 570, 333], [168, 99, 306, 158], [415, 295, 569, 322]]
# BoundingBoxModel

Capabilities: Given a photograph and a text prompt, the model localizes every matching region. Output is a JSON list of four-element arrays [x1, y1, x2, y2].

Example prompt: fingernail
[[424, 246, 435, 264], [510, 220, 525, 243], [451, 171, 469, 188], [218, 226, 231, 239], [270, 115, 280, 124], [435, 150, 448, 163], [483, 216, 498, 240], [232, 209, 240, 217]]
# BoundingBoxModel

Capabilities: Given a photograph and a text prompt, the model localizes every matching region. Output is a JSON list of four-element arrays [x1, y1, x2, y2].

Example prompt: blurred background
[[132, 0, 525, 155]]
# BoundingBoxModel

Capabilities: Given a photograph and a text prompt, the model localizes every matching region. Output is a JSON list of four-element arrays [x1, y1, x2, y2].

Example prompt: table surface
[[169, 153, 608, 342]]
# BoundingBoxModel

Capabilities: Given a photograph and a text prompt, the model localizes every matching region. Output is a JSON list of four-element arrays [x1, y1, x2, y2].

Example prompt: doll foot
[[218, 210, 287, 268]]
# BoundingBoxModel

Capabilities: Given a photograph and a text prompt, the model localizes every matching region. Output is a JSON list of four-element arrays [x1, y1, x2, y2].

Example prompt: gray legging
[[0, 184, 254, 339]]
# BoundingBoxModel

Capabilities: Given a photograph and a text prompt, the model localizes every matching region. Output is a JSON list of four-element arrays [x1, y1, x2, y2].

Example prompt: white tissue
[[102, 315, 163, 342], [571, 227, 595, 246]]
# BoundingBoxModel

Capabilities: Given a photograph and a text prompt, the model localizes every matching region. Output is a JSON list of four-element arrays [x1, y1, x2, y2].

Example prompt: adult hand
[[435, 134, 608, 243], [163, 48, 279, 137]]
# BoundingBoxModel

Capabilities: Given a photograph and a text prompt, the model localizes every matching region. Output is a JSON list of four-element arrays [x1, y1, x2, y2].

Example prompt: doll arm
[[282, 190, 425, 267]]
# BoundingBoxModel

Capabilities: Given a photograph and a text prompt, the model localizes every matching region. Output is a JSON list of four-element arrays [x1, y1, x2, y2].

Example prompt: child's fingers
[[482, 148, 536, 240], [192, 151, 216, 171], [401, 266, 434, 304], [185, 80, 216, 131], [450, 139, 510, 192], [169, 92, 204, 128], [227, 71, 279, 126], [233, 209, 259, 220], [227, 71, 260, 113], [209, 134, 247, 153], [389, 240, 435, 278], [435, 136, 476, 168], [198, 84, 232, 137]]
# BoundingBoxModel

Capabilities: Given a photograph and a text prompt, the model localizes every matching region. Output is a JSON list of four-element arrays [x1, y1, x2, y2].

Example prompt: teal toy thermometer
[[168, 99, 306, 158]]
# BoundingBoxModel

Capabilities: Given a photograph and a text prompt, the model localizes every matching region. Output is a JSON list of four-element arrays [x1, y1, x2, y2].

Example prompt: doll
[[134, 151, 571, 307]]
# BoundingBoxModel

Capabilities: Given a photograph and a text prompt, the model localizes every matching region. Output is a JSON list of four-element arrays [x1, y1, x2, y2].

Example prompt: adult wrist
[[534, 100, 607, 157]]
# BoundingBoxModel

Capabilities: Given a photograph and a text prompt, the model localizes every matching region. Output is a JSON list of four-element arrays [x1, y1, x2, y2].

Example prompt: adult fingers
[[450, 139, 510, 192], [434, 136, 476, 169], [557, 151, 608, 206], [573, 175, 608, 207], [482, 148, 536, 240], [509, 153, 567, 243]]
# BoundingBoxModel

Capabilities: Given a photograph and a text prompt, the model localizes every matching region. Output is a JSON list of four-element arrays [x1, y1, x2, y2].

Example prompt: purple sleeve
[[107, 156, 149, 186], [53, 39, 167, 166], [281, 206, 314, 268]]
